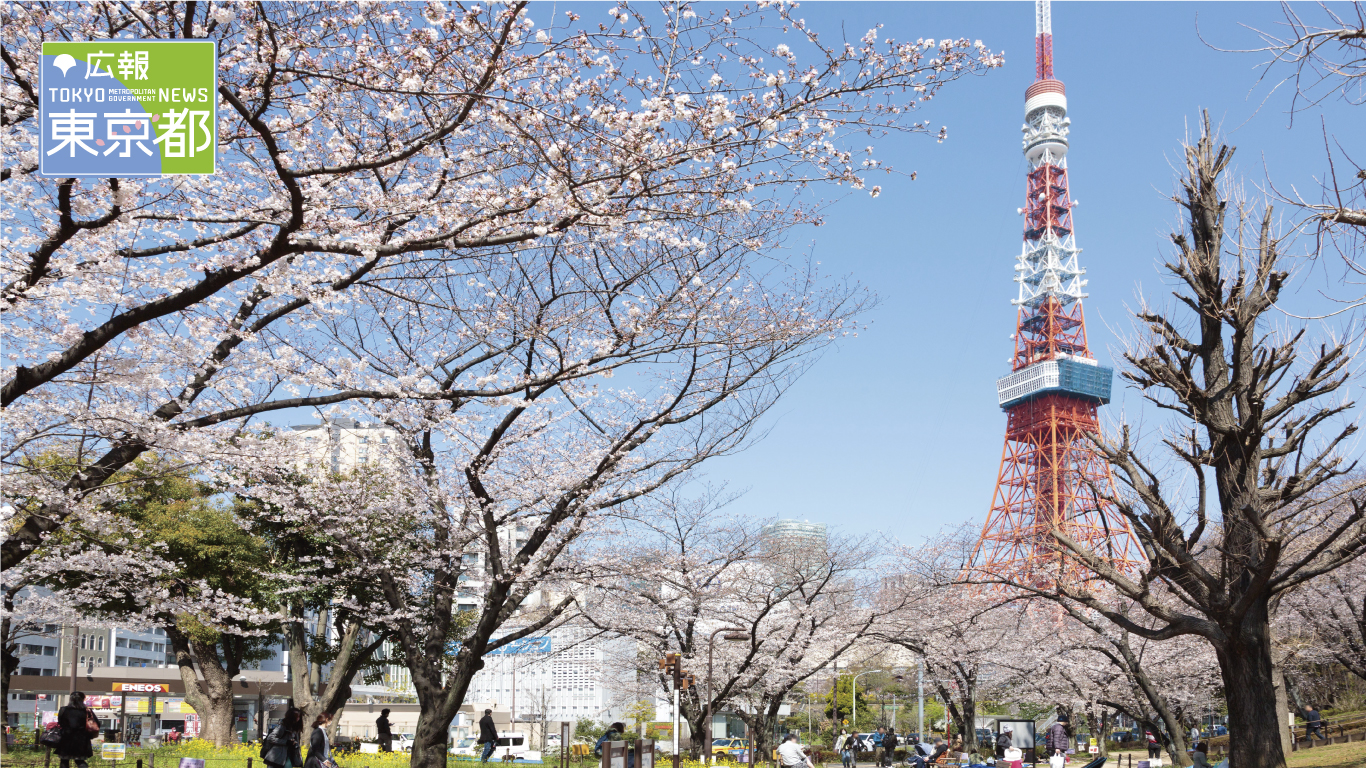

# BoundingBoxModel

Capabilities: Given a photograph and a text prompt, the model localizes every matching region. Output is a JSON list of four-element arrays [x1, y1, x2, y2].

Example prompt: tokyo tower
[[971, 0, 1141, 589]]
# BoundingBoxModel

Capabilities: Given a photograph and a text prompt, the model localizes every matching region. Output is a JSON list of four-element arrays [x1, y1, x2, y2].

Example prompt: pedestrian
[[56, 691, 96, 768], [262, 708, 304, 768], [377, 708, 393, 753], [478, 709, 498, 763], [837, 729, 856, 768], [1144, 730, 1160, 760], [881, 728, 899, 768], [872, 726, 886, 767], [305, 713, 334, 768], [1044, 715, 1070, 762], [1190, 741, 1211, 768], [995, 727, 1013, 760], [1304, 705, 1325, 740], [778, 734, 807, 768], [1189, 724, 1200, 746]]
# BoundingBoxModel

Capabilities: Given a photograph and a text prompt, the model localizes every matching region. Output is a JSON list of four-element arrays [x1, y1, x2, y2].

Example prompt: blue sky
[[692, 2, 1364, 540]]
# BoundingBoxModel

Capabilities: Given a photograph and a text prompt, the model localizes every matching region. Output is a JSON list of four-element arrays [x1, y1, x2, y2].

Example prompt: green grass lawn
[[1286, 740, 1366, 768]]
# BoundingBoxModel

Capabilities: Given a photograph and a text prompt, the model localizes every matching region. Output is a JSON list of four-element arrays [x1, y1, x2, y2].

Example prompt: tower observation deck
[[971, 0, 1141, 589]]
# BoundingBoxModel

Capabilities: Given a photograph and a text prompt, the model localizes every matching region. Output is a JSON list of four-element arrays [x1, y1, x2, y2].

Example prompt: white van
[[453, 731, 540, 762]]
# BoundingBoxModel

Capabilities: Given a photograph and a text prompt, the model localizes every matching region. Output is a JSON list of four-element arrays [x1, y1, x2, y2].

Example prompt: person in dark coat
[[1304, 705, 1325, 740], [376, 709, 393, 753], [1044, 715, 1070, 760], [56, 692, 94, 768], [880, 728, 898, 767], [478, 709, 498, 763], [263, 708, 304, 768], [995, 728, 1013, 759], [305, 713, 333, 768]]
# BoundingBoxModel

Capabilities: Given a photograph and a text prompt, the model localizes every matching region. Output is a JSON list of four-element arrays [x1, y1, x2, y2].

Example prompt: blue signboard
[[446, 636, 551, 656], [487, 637, 551, 656]]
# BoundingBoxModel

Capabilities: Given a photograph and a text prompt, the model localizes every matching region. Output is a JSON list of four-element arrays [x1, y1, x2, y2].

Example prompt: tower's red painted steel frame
[[972, 2, 1141, 589]]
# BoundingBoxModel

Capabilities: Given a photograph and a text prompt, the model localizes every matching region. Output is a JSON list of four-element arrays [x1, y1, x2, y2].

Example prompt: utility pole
[[658, 653, 694, 768], [68, 625, 80, 694]]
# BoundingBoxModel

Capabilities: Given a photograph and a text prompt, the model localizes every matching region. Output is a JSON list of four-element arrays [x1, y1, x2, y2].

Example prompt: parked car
[[452, 738, 478, 756]]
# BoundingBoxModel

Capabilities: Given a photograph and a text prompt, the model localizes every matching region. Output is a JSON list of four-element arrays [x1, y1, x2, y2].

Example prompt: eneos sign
[[40, 40, 217, 177], [112, 682, 171, 693]]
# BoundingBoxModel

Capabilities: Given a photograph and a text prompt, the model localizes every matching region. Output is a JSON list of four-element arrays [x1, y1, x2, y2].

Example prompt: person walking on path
[[262, 708, 304, 768], [1304, 705, 1325, 740], [1044, 715, 1070, 762], [837, 729, 856, 768], [477, 709, 498, 763], [305, 713, 334, 768], [56, 692, 96, 768], [881, 728, 898, 767], [376, 709, 393, 753]]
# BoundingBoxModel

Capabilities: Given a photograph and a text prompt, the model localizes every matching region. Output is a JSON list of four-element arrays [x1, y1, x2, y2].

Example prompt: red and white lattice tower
[[971, 0, 1142, 589]]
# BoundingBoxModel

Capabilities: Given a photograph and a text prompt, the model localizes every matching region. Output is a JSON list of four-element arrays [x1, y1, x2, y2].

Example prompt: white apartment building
[[464, 625, 636, 724], [290, 416, 398, 473]]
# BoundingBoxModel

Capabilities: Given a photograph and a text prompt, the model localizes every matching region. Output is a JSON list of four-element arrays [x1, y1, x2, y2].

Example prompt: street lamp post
[[917, 661, 924, 742], [850, 671, 875, 732], [705, 629, 750, 767]]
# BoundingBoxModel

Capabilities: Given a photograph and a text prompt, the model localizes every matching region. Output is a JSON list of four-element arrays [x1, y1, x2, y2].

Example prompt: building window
[[97, 637, 105, 651], [44, 646, 56, 656], [115, 656, 126, 666], [80, 636, 87, 650], [79, 656, 85, 665], [116, 638, 127, 648]]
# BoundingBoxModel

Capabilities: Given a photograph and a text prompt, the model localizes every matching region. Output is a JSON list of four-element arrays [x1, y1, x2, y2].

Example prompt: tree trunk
[[166, 629, 240, 747], [1272, 660, 1292, 757], [288, 604, 379, 748], [1, 614, 13, 757], [1113, 634, 1191, 767], [411, 706, 454, 768], [1218, 612, 1287, 768]]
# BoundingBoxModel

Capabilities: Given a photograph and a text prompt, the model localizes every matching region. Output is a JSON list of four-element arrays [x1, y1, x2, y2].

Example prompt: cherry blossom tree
[[1, 0, 1002, 578], [1281, 552, 1366, 683], [876, 530, 1022, 756], [579, 492, 898, 760]]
